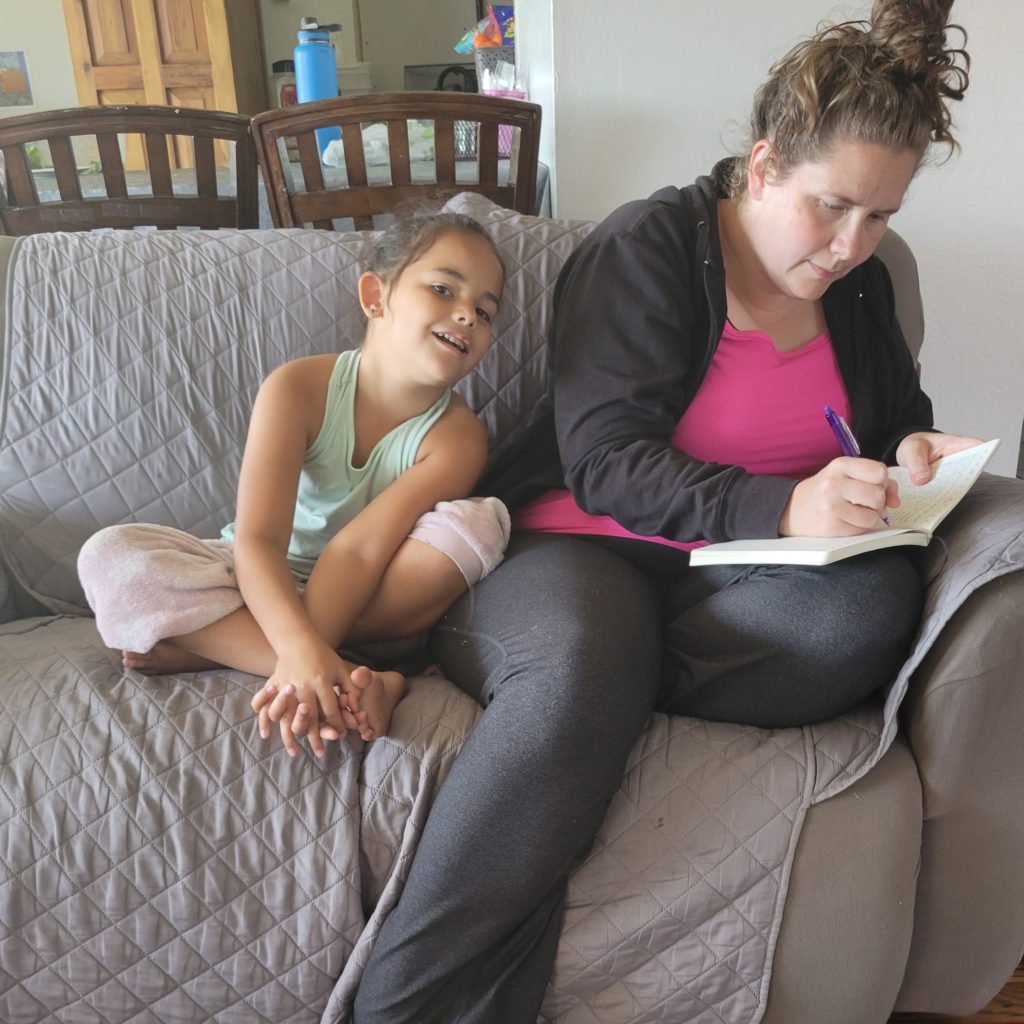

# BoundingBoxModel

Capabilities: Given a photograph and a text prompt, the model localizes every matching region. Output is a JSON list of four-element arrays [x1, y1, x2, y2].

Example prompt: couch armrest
[[894, 473, 1024, 1013]]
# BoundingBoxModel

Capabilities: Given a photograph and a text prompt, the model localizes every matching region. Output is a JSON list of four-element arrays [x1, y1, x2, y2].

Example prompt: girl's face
[[745, 138, 919, 302], [366, 231, 503, 387]]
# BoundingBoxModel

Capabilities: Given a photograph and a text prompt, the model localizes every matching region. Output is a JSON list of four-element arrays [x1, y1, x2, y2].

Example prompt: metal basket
[[455, 46, 517, 160], [473, 44, 516, 81], [454, 121, 477, 161]]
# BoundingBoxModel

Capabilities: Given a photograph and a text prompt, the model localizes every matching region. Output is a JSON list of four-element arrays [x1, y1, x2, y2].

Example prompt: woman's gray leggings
[[352, 531, 922, 1023]]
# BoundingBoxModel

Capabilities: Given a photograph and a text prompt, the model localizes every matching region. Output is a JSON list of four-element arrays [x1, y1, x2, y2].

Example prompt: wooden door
[[61, 0, 265, 168]]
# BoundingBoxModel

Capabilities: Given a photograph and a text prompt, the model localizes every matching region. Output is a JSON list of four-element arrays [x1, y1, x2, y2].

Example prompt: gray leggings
[[352, 532, 922, 1023]]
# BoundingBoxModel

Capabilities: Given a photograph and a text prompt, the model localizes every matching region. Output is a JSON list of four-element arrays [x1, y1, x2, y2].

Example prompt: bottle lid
[[300, 17, 341, 32]]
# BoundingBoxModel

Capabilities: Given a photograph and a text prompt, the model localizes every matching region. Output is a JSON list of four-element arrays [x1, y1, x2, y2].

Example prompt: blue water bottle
[[294, 16, 342, 155]]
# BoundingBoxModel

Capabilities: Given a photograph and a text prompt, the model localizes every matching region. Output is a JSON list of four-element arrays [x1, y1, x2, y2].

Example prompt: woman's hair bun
[[870, 0, 969, 116], [727, 0, 971, 194]]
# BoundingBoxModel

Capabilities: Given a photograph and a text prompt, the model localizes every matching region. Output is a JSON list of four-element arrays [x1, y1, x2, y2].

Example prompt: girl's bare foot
[[123, 641, 221, 676], [348, 666, 407, 741]]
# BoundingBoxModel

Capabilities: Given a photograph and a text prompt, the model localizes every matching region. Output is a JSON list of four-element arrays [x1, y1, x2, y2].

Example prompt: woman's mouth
[[808, 261, 842, 281]]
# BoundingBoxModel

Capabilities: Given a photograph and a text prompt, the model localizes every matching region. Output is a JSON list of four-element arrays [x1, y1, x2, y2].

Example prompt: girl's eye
[[477, 308, 493, 324], [822, 201, 845, 213], [432, 284, 452, 296]]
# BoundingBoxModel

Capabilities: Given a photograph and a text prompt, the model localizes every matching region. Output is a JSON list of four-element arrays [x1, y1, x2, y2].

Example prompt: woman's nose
[[831, 221, 864, 261]]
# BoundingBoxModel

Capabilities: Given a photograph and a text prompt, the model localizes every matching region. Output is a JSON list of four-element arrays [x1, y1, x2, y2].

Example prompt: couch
[[1, 192, 1022, 1024]]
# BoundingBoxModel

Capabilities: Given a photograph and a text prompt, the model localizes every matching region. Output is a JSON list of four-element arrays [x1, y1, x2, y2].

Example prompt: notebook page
[[886, 439, 1000, 533]]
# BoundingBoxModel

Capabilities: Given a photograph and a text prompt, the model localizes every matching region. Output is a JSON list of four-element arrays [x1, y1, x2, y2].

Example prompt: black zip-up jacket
[[484, 163, 934, 544]]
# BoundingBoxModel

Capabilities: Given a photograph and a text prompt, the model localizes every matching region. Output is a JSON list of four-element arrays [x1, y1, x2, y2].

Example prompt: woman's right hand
[[779, 456, 899, 537]]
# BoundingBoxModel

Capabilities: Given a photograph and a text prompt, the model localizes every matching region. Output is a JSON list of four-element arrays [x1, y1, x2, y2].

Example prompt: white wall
[[357, 0, 475, 93], [514, 1, 556, 201], [519, 0, 1024, 476], [0, 3, 79, 121], [259, 0, 359, 68]]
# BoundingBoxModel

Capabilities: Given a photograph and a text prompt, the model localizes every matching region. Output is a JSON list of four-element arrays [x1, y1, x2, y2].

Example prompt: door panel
[[61, 0, 257, 169], [82, 0, 137, 66], [156, 0, 209, 64]]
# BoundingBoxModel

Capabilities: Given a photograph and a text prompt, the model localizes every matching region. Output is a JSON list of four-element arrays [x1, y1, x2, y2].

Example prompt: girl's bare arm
[[230, 356, 352, 742], [301, 401, 488, 650]]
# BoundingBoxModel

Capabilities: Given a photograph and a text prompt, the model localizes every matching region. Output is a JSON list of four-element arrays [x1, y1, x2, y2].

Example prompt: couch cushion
[[0, 229, 379, 614], [0, 206, 594, 614], [441, 193, 595, 467]]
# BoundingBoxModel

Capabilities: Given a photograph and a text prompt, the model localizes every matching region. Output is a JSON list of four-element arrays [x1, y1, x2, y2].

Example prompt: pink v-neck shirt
[[513, 322, 852, 550]]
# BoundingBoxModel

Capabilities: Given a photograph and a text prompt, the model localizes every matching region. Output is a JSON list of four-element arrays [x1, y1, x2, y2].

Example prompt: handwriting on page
[[887, 440, 999, 532]]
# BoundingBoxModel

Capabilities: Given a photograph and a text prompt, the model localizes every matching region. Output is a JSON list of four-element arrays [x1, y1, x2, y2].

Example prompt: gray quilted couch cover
[[1, 193, 1022, 1024]]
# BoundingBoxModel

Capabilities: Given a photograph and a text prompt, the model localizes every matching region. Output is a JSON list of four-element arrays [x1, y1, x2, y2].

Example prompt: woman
[[353, 2, 974, 1020]]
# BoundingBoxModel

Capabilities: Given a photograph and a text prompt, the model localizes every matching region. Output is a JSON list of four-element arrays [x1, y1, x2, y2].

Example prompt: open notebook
[[688, 438, 1001, 567]]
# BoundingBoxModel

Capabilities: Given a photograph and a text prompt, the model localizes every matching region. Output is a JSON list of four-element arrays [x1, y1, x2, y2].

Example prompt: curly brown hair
[[726, 0, 970, 196]]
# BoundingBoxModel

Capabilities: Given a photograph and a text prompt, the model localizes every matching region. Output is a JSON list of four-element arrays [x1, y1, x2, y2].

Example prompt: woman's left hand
[[895, 431, 986, 486]]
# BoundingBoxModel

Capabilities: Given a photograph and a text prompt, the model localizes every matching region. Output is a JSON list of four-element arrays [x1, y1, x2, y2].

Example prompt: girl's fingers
[[251, 682, 275, 713], [259, 703, 272, 740], [278, 716, 298, 758], [267, 684, 296, 723], [293, 703, 325, 759]]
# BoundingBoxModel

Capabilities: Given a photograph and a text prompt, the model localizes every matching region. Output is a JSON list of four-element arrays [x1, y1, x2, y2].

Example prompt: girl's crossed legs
[[77, 498, 509, 742]]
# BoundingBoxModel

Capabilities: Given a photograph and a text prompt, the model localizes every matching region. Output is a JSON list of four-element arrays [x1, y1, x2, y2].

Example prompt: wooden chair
[[0, 105, 259, 235], [251, 92, 542, 230]]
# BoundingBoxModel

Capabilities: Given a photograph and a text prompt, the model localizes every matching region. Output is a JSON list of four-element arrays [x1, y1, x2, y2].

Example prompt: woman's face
[[745, 138, 920, 301]]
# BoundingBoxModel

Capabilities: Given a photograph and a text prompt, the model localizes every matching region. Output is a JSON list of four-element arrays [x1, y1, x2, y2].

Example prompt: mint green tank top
[[222, 350, 451, 582]]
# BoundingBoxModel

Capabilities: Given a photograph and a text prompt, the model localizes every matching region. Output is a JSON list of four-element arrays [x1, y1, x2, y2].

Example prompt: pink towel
[[77, 524, 243, 653], [409, 496, 511, 585]]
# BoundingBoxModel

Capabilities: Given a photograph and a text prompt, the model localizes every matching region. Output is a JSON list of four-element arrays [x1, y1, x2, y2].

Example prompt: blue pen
[[824, 406, 890, 524]]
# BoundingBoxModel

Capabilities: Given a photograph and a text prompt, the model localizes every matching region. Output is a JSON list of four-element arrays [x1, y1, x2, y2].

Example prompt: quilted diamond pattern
[[0, 617, 365, 1023], [8, 208, 1018, 1023], [0, 229, 376, 615], [443, 192, 596, 467], [542, 716, 809, 1023], [0, 212, 594, 618]]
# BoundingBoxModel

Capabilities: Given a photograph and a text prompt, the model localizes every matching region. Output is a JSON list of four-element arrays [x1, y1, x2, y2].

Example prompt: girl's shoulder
[[417, 392, 487, 463], [266, 353, 341, 386], [257, 354, 340, 443]]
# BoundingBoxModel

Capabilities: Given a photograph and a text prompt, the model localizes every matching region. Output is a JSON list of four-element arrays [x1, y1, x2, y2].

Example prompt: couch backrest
[[0, 193, 922, 617], [0, 196, 595, 614]]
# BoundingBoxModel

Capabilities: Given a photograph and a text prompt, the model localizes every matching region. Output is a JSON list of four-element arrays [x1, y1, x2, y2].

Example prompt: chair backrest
[[0, 105, 259, 235], [251, 91, 541, 231]]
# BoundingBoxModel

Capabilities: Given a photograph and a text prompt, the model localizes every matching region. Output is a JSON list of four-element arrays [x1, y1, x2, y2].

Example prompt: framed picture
[[0, 51, 33, 107]]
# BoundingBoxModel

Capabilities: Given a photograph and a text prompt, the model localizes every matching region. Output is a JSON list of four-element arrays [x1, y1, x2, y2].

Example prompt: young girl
[[78, 212, 510, 757]]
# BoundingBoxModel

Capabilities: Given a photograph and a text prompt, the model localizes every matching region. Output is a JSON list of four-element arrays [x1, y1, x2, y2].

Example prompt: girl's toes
[[348, 665, 373, 691]]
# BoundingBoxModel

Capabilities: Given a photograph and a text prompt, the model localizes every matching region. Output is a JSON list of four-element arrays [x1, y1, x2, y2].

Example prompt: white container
[[337, 62, 374, 95]]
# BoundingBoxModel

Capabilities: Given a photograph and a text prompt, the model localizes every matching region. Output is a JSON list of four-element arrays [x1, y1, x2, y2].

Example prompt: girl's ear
[[747, 139, 775, 200], [358, 271, 386, 317]]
